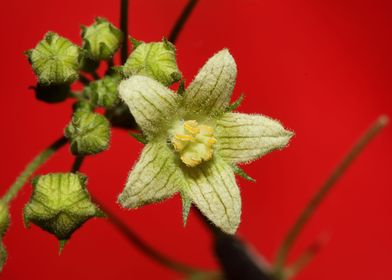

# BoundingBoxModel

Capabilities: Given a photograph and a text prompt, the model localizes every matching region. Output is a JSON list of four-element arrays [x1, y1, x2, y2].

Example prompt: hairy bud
[[84, 75, 121, 108]]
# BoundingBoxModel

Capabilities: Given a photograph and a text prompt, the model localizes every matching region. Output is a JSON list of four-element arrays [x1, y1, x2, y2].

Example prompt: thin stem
[[120, 0, 129, 64], [168, 0, 199, 44], [71, 156, 85, 173], [273, 115, 389, 271], [3, 136, 68, 203], [91, 71, 100, 80]]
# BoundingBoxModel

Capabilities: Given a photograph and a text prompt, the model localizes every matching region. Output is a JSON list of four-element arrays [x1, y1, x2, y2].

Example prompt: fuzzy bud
[[26, 32, 81, 85], [119, 38, 182, 86], [84, 75, 121, 108], [81, 17, 123, 61], [65, 110, 110, 155], [24, 173, 103, 248]]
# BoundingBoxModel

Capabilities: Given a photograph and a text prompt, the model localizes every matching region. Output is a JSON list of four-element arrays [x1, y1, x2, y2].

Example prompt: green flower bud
[[65, 110, 110, 155], [0, 201, 10, 237], [31, 83, 70, 103], [84, 75, 121, 108], [82, 17, 123, 61], [26, 32, 81, 85], [24, 173, 103, 248], [119, 38, 182, 86]]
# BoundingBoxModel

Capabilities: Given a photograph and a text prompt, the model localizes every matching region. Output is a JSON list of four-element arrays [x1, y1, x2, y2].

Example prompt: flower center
[[171, 120, 217, 167]]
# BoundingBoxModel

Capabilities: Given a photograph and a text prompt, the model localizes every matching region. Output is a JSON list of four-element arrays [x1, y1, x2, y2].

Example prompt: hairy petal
[[183, 157, 241, 234], [216, 113, 293, 164], [119, 75, 178, 139], [118, 141, 183, 208], [183, 49, 237, 118]]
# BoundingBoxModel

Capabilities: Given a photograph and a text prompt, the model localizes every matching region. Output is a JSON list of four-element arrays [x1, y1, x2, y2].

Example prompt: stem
[[71, 156, 85, 173], [3, 136, 68, 203], [168, 0, 199, 44], [273, 115, 389, 271], [120, 0, 129, 64]]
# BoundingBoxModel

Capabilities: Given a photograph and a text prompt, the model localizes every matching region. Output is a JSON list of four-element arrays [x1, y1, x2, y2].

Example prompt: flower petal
[[183, 157, 241, 234], [183, 49, 237, 118], [118, 141, 183, 208], [119, 75, 178, 139], [216, 113, 293, 164]]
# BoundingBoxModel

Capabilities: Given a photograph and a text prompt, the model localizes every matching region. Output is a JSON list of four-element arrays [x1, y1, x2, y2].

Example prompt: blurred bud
[[24, 173, 103, 249], [118, 37, 182, 86], [65, 110, 110, 155], [84, 75, 121, 108], [81, 17, 123, 61], [30, 83, 70, 103], [26, 32, 81, 85]]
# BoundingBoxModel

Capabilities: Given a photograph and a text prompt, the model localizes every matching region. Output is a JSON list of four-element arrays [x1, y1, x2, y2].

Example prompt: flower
[[118, 49, 293, 234]]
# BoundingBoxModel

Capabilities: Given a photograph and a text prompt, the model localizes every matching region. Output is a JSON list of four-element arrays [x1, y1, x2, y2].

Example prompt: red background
[[0, 0, 391, 279]]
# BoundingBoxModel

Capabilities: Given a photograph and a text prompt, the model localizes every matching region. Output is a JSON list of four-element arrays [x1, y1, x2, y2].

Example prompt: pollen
[[171, 120, 217, 167]]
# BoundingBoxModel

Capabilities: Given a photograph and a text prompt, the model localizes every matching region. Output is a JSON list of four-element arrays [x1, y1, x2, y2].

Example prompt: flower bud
[[65, 110, 110, 155], [84, 75, 121, 108], [24, 173, 103, 248], [82, 17, 123, 61], [119, 38, 182, 86], [26, 32, 81, 85]]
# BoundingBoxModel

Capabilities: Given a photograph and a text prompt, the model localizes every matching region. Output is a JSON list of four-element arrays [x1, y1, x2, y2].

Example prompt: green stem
[[273, 115, 389, 272], [169, 0, 199, 44], [120, 0, 129, 64], [3, 136, 68, 203]]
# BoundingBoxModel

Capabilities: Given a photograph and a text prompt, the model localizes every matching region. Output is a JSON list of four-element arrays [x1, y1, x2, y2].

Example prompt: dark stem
[[78, 74, 91, 85], [168, 0, 199, 44], [120, 0, 129, 64], [71, 156, 85, 173], [273, 115, 389, 271]]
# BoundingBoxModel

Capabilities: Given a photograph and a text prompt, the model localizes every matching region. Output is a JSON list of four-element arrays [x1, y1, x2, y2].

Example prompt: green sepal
[[231, 164, 256, 182], [27, 32, 82, 85], [24, 173, 103, 249], [128, 132, 148, 144], [180, 192, 192, 226], [82, 17, 123, 61], [30, 83, 70, 103], [129, 36, 143, 49], [83, 75, 121, 108], [226, 93, 245, 112], [65, 110, 111, 155], [119, 37, 182, 86]]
